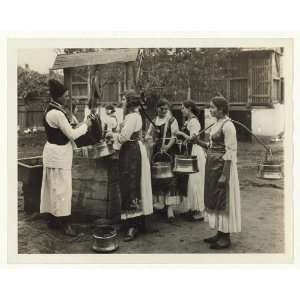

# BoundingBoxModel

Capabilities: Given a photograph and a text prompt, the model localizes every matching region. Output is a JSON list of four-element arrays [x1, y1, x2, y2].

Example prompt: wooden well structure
[[51, 49, 140, 120], [50, 49, 142, 221]]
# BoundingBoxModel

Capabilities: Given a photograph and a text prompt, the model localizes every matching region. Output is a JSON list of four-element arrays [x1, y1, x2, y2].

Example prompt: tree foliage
[[139, 48, 241, 102], [17, 66, 49, 100], [18, 66, 63, 101]]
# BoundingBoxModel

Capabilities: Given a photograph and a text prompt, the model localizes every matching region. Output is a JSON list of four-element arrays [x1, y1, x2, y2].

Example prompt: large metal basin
[[18, 156, 43, 185], [18, 156, 43, 212]]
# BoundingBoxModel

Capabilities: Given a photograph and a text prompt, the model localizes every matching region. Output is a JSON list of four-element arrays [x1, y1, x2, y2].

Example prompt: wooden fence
[[18, 97, 48, 129], [18, 96, 87, 130]]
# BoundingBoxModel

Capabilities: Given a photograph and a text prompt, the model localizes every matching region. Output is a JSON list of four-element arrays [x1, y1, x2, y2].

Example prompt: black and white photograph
[[9, 40, 292, 261]]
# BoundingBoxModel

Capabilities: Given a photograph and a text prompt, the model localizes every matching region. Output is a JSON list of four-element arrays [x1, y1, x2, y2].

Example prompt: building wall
[[251, 103, 284, 137], [204, 104, 285, 139]]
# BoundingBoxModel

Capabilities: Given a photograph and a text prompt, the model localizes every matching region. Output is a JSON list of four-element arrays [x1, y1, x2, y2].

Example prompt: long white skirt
[[177, 144, 206, 213], [138, 141, 153, 216], [40, 167, 72, 217], [204, 157, 241, 233]]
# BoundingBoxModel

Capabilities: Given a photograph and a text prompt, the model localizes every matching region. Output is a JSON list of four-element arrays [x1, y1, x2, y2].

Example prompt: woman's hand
[[176, 130, 184, 137], [105, 134, 114, 145], [105, 132, 114, 139], [176, 130, 191, 141], [85, 118, 92, 128], [217, 174, 227, 187], [160, 144, 169, 153]]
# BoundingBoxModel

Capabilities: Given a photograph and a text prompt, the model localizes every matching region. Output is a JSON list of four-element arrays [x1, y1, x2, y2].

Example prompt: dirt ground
[[17, 132, 285, 254]]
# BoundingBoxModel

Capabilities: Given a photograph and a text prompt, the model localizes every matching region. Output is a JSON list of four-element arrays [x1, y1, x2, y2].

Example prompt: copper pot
[[257, 160, 283, 180], [92, 226, 119, 253], [88, 142, 115, 159], [151, 152, 174, 179], [173, 155, 199, 174]]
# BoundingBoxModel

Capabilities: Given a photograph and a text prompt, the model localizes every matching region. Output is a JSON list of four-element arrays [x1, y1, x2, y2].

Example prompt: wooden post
[[187, 87, 191, 100], [124, 63, 127, 90], [269, 52, 273, 105], [118, 81, 121, 102], [226, 79, 230, 100], [247, 54, 253, 107], [64, 68, 73, 120], [127, 62, 134, 89], [87, 66, 91, 103], [69, 69, 73, 120]]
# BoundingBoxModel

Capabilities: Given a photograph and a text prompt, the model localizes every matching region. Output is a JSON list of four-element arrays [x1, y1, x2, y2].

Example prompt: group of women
[[41, 79, 241, 250]]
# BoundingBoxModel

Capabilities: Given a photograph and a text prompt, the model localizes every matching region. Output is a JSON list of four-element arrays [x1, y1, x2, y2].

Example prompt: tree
[[139, 48, 241, 103], [17, 66, 50, 101]]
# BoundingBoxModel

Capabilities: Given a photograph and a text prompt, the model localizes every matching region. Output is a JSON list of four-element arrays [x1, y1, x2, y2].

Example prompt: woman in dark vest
[[145, 98, 180, 222], [112, 90, 153, 241], [202, 96, 241, 249], [40, 79, 92, 236]]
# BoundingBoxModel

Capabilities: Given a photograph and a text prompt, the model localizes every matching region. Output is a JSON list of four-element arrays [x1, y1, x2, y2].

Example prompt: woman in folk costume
[[176, 100, 206, 221], [40, 79, 92, 236], [113, 90, 153, 241], [202, 96, 241, 249], [145, 98, 180, 222], [103, 104, 119, 134]]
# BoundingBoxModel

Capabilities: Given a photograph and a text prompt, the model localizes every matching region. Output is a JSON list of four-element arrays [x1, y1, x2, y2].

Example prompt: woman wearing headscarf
[[111, 90, 153, 241], [40, 79, 92, 236], [202, 96, 241, 249], [145, 98, 180, 222], [176, 100, 206, 221]]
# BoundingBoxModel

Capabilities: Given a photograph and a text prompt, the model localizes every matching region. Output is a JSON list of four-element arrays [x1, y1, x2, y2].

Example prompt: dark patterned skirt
[[119, 141, 142, 216], [204, 151, 228, 211]]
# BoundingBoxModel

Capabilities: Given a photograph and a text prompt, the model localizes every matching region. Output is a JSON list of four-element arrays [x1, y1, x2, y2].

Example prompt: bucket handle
[[152, 151, 173, 163]]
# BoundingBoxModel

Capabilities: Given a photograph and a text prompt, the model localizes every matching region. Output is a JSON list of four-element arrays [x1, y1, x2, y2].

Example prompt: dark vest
[[43, 107, 69, 145], [180, 117, 198, 155], [152, 116, 177, 156]]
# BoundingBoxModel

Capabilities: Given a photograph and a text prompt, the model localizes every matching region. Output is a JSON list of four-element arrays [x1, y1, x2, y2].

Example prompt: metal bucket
[[92, 225, 119, 253], [173, 155, 199, 174], [85, 142, 115, 159], [257, 160, 283, 180], [151, 152, 174, 179]]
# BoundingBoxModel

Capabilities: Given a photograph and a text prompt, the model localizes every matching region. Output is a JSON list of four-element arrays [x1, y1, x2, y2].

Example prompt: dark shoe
[[47, 219, 62, 229], [63, 224, 78, 237], [168, 216, 175, 224], [203, 231, 221, 244], [123, 227, 138, 242], [191, 215, 204, 222], [210, 234, 231, 250]]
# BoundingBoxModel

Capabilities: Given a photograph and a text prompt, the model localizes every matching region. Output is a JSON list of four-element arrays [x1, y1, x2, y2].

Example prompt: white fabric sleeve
[[170, 119, 179, 137], [222, 121, 237, 161], [187, 118, 201, 137], [118, 113, 137, 144], [49, 110, 88, 141], [106, 117, 118, 132], [145, 123, 154, 139]]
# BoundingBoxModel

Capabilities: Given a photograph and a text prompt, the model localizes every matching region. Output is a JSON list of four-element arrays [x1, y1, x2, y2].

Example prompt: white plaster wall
[[251, 104, 285, 137], [204, 104, 285, 137]]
